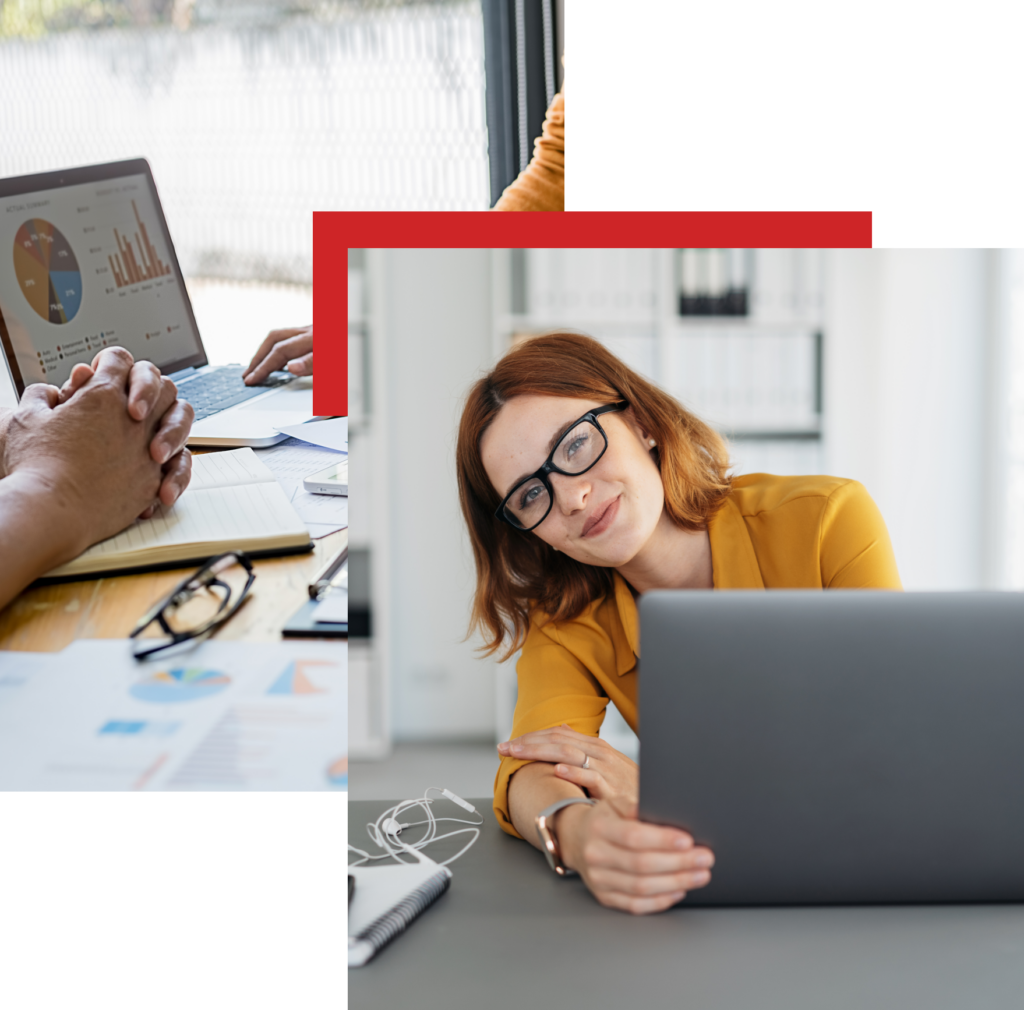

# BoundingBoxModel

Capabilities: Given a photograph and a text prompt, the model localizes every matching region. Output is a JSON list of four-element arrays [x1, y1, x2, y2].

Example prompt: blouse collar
[[611, 496, 765, 669]]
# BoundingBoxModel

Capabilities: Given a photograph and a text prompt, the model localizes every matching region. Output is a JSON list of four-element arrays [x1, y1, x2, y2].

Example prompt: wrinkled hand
[[58, 353, 193, 516], [242, 325, 312, 386], [3, 347, 184, 553], [498, 724, 638, 801], [557, 795, 715, 915]]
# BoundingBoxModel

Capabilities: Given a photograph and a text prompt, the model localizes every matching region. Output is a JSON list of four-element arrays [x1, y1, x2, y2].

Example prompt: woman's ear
[[621, 406, 644, 438], [623, 407, 657, 448]]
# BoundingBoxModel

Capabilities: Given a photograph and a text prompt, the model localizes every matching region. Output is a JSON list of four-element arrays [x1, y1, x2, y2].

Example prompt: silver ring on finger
[[581, 755, 591, 771]]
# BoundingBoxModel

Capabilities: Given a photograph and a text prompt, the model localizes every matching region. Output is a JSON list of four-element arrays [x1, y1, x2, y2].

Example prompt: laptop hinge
[[168, 366, 198, 383]]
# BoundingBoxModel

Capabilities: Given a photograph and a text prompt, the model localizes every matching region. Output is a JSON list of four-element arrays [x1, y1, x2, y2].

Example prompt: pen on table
[[309, 543, 348, 600]]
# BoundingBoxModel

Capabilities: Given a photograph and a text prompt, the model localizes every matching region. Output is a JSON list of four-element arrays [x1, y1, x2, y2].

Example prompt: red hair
[[456, 333, 732, 659]]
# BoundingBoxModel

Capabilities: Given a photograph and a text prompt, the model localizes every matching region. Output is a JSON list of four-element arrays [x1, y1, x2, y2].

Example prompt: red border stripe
[[313, 211, 871, 415]]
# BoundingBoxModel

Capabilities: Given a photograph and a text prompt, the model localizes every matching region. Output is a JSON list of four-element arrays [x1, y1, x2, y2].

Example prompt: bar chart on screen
[[107, 199, 172, 288]]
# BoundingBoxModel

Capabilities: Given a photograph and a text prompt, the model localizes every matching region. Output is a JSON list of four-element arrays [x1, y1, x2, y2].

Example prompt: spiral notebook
[[348, 855, 453, 966]]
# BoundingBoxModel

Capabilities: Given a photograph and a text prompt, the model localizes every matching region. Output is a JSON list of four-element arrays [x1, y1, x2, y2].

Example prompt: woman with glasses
[[455, 332, 901, 916]]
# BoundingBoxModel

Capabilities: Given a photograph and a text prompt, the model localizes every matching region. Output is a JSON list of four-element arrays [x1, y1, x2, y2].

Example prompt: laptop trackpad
[[236, 384, 314, 413]]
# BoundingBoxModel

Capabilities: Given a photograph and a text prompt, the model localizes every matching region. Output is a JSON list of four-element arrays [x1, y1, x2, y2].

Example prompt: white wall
[[824, 250, 994, 589], [376, 248, 498, 740]]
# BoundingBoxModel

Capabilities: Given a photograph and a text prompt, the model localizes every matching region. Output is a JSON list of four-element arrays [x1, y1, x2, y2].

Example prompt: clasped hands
[[1, 346, 193, 547], [499, 725, 715, 915]]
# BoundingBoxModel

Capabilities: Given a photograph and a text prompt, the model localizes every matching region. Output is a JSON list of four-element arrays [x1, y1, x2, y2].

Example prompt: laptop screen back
[[0, 159, 205, 394], [638, 589, 1024, 905]]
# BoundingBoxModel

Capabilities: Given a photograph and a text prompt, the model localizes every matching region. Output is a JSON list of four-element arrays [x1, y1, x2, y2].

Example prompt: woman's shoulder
[[527, 589, 619, 638], [525, 575, 638, 669], [727, 472, 870, 517]]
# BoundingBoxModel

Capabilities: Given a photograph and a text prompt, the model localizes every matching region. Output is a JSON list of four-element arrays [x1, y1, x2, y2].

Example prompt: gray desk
[[350, 799, 1024, 1009]]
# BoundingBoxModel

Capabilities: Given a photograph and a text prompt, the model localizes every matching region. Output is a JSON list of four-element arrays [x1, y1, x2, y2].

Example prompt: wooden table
[[0, 527, 346, 653], [0, 437, 348, 651]]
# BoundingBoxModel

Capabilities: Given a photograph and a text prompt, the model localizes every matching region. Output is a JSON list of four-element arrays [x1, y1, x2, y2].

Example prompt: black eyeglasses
[[129, 552, 256, 660], [494, 401, 629, 532]]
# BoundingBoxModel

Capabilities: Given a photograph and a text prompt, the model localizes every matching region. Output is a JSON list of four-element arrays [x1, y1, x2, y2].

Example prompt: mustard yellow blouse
[[492, 92, 564, 212], [493, 473, 902, 837]]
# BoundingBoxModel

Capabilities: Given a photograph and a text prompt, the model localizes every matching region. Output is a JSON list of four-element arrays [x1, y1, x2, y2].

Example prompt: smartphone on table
[[303, 460, 348, 496]]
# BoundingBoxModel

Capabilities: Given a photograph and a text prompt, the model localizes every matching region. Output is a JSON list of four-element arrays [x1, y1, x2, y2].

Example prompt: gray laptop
[[639, 590, 1024, 905], [0, 158, 313, 447]]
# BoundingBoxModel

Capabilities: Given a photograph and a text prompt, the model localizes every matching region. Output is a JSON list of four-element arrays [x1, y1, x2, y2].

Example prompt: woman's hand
[[557, 795, 715, 915], [56, 353, 194, 516], [498, 724, 638, 801], [243, 325, 313, 385]]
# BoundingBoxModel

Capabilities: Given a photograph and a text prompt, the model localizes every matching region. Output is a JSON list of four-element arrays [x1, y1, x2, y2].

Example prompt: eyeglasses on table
[[129, 551, 256, 660]]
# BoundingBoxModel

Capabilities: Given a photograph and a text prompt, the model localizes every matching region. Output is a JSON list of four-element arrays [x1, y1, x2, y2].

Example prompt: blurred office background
[[348, 248, 1024, 798], [0, 0, 562, 383]]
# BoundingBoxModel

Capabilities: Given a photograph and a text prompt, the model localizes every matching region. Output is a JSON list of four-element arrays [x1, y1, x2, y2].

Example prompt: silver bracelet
[[535, 797, 596, 876]]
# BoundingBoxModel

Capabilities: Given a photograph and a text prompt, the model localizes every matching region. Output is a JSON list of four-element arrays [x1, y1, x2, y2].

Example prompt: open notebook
[[43, 448, 312, 579]]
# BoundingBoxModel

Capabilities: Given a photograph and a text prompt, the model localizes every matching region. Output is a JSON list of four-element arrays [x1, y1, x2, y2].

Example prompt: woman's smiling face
[[479, 394, 666, 568]]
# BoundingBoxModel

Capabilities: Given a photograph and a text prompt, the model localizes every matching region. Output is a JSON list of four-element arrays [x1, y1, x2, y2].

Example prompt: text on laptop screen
[[0, 173, 201, 390]]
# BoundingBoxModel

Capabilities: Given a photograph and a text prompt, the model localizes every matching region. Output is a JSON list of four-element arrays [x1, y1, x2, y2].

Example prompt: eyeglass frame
[[129, 551, 256, 660], [493, 401, 630, 532]]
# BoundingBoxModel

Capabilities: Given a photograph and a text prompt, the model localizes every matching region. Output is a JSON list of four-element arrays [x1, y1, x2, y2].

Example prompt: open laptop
[[0, 158, 314, 446], [638, 590, 1024, 905]]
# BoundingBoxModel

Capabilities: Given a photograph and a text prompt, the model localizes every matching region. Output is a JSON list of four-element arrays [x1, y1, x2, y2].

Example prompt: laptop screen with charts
[[638, 590, 1024, 906], [0, 159, 313, 446], [0, 159, 206, 392]]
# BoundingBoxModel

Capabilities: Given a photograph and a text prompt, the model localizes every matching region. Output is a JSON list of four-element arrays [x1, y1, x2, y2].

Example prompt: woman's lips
[[582, 495, 621, 538]]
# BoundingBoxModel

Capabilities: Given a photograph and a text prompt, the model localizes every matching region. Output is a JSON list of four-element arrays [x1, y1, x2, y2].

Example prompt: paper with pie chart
[[13, 218, 83, 324], [0, 640, 346, 791]]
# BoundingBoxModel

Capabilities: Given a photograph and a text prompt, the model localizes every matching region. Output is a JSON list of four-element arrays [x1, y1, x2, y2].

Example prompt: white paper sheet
[[0, 652, 53, 709], [187, 446, 278, 490], [0, 640, 347, 791], [275, 417, 349, 452], [256, 437, 343, 480], [255, 437, 348, 538]]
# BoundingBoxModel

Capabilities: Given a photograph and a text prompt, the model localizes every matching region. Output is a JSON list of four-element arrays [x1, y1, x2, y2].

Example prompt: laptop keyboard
[[176, 366, 293, 422]]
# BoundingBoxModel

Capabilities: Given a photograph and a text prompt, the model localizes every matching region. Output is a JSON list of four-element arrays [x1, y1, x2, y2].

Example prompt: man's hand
[[242, 326, 313, 386], [56, 353, 194, 514], [498, 724, 639, 801], [3, 347, 179, 554], [558, 795, 715, 915]]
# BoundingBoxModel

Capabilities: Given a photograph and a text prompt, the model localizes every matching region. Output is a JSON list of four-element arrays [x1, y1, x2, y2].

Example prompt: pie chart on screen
[[13, 219, 83, 324]]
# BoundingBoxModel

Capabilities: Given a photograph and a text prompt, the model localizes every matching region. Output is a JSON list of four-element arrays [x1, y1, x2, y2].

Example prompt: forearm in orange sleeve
[[492, 622, 609, 836], [492, 92, 564, 212]]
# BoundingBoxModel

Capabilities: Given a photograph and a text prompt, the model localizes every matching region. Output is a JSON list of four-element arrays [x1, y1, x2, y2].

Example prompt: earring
[[648, 438, 656, 447]]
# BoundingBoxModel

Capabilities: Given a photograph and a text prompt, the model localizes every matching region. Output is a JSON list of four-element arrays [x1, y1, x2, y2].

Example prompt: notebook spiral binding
[[355, 868, 452, 961]]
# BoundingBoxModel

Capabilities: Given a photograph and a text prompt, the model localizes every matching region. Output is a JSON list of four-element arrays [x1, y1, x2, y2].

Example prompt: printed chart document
[[0, 652, 52, 710], [43, 448, 311, 578], [0, 640, 346, 790]]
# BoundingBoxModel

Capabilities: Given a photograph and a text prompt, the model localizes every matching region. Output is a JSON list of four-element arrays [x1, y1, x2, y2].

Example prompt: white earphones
[[348, 787, 484, 869]]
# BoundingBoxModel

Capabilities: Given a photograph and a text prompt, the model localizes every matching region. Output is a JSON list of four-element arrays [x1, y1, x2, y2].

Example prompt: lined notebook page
[[186, 447, 278, 491], [78, 483, 308, 561]]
